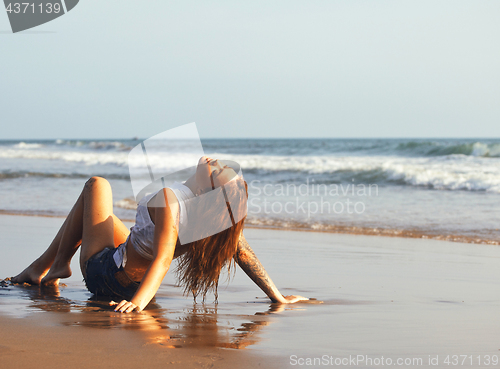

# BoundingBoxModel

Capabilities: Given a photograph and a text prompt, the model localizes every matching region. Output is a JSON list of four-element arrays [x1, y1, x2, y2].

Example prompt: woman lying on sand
[[12, 156, 308, 312]]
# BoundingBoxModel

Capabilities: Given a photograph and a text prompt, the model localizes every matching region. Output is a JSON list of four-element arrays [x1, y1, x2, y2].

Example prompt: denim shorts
[[84, 246, 140, 301]]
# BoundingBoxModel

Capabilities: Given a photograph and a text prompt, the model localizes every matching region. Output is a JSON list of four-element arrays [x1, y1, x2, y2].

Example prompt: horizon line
[[1, 136, 499, 141]]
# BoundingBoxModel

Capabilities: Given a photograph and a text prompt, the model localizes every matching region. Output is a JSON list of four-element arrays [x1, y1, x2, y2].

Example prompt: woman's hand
[[110, 300, 140, 313], [281, 295, 309, 304]]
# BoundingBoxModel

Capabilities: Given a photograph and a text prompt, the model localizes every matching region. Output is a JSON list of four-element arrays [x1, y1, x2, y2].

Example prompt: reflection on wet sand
[[1, 280, 304, 350], [14, 283, 74, 313], [172, 303, 286, 349]]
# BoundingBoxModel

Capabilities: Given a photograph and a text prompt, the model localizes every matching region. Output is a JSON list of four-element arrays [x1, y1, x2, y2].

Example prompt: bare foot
[[11, 262, 49, 285], [41, 262, 72, 286]]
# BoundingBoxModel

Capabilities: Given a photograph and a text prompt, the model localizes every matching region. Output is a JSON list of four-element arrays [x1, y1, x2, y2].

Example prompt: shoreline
[[2, 210, 499, 246]]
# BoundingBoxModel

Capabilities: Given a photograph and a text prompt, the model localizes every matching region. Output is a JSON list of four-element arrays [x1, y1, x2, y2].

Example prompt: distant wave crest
[[231, 154, 500, 193], [396, 141, 500, 158], [55, 140, 132, 151]]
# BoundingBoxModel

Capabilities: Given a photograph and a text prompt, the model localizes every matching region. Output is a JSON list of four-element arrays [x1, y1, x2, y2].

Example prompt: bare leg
[[11, 177, 129, 286], [11, 192, 84, 285]]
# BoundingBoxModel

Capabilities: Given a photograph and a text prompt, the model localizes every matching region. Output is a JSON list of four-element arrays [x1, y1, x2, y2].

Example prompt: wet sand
[[1, 214, 500, 368], [0, 312, 279, 369]]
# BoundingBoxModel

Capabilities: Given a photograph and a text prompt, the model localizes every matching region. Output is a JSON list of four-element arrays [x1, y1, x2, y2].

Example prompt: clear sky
[[1, 0, 499, 139]]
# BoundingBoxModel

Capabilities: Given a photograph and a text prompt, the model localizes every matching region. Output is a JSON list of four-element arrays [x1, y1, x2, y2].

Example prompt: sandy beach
[[1, 214, 500, 368]]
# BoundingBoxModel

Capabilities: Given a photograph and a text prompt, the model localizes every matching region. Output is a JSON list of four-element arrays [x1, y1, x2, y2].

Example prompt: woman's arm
[[114, 188, 178, 313], [235, 233, 307, 304]]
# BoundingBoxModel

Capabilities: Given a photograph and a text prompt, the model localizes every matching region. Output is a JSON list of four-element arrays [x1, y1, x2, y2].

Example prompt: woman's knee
[[84, 176, 110, 193]]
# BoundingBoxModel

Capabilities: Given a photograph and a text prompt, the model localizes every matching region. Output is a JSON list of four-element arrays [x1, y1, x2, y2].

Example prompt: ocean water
[[0, 138, 499, 244]]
